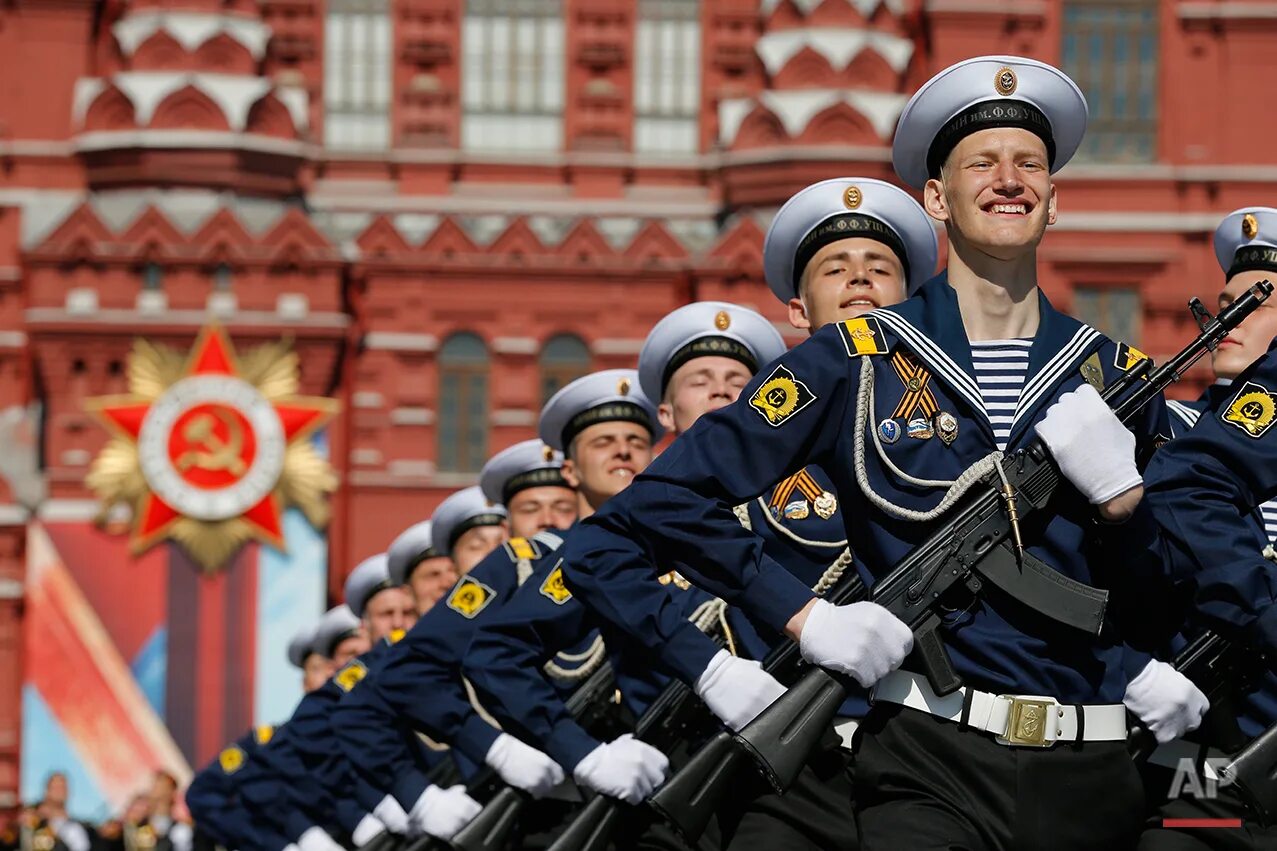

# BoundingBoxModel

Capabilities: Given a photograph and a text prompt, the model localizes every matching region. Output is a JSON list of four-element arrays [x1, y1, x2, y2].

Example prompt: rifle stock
[[731, 282, 1275, 790], [449, 786, 526, 851], [646, 731, 748, 843], [1220, 722, 1277, 825], [545, 795, 625, 851], [359, 831, 404, 851]]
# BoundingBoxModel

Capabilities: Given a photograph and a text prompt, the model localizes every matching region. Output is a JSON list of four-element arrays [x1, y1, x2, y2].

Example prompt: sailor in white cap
[[345, 552, 416, 643], [1211, 208, 1277, 386], [287, 621, 330, 693], [562, 55, 1195, 848], [764, 176, 938, 331], [311, 604, 369, 669], [386, 520, 457, 615], [479, 438, 576, 537], [430, 485, 509, 575]]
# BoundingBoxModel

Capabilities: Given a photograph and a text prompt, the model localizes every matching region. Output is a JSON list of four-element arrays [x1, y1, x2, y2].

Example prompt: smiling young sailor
[[563, 55, 1193, 848]]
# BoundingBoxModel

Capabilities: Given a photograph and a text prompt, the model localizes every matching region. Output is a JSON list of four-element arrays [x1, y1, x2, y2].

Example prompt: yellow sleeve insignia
[[334, 660, 368, 692], [1115, 342, 1151, 373], [749, 364, 817, 427], [254, 725, 274, 745], [837, 316, 889, 356], [504, 537, 539, 562], [539, 563, 572, 605], [446, 577, 496, 619], [1223, 381, 1277, 438], [219, 745, 246, 774]]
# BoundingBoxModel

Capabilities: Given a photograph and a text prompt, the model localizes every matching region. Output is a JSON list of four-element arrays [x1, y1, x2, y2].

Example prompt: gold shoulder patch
[[505, 537, 539, 562], [219, 745, 246, 774], [1079, 352, 1104, 391], [387, 628, 406, 645], [254, 724, 274, 745], [539, 563, 572, 605], [447, 577, 496, 619], [1115, 342, 1151, 373], [334, 660, 368, 693], [749, 364, 817, 427], [1223, 381, 1277, 438], [837, 317, 889, 356]]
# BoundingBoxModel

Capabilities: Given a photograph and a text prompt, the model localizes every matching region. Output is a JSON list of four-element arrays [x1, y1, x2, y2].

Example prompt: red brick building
[[0, 0, 1274, 807]]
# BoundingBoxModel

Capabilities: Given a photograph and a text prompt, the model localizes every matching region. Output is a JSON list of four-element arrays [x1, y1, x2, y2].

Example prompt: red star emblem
[[87, 326, 338, 570]]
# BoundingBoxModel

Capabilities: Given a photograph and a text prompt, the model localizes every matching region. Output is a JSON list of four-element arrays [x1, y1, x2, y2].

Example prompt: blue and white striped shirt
[[971, 339, 1032, 451]]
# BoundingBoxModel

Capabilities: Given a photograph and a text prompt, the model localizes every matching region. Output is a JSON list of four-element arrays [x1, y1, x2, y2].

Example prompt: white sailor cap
[[538, 369, 665, 453], [286, 622, 318, 668], [892, 55, 1088, 190], [763, 178, 939, 299], [312, 604, 362, 659], [638, 301, 787, 402], [344, 552, 395, 619], [387, 520, 443, 586], [432, 486, 508, 556], [1214, 207, 1277, 279], [479, 439, 570, 507]]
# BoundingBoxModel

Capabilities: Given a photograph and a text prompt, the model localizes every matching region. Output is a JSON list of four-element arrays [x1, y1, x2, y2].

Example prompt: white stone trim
[[924, 0, 1045, 11], [74, 129, 308, 158], [72, 79, 107, 126], [0, 331, 27, 348], [591, 338, 645, 355], [37, 499, 104, 522], [390, 407, 435, 426], [0, 579, 23, 600], [350, 448, 383, 466], [1178, 2, 1277, 18], [388, 459, 436, 477], [364, 332, 439, 352], [491, 409, 536, 427], [718, 90, 907, 144], [352, 391, 384, 409], [760, 0, 903, 16], [60, 449, 92, 466], [113, 11, 272, 60], [1051, 211, 1237, 232], [25, 307, 349, 327], [755, 28, 914, 76], [0, 504, 29, 525], [491, 337, 539, 355]]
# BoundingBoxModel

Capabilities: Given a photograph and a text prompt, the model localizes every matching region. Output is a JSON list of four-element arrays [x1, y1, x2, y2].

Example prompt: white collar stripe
[[1013, 326, 1102, 428], [1167, 400, 1202, 429], [868, 310, 986, 416]]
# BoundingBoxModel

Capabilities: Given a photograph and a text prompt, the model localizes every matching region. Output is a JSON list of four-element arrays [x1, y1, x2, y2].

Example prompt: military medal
[[813, 491, 838, 520], [878, 418, 901, 443], [907, 417, 934, 440], [935, 411, 959, 445], [783, 499, 810, 520]]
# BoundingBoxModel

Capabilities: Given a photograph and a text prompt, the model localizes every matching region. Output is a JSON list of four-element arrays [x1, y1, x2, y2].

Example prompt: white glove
[[693, 649, 787, 731], [283, 845, 300, 851], [572, 734, 670, 804], [297, 827, 343, 851], [484, 732, 566, 797], [372, 794, 410, 835], [1124, 659, 1210, 745], [1034, 384, 1142, 505], [350, 814, 386, 848], [409, 784, 481, 840], [798, 599, 913, 688]]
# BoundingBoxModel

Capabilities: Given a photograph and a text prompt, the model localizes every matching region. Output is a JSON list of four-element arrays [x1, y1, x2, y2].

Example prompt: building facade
[[0, 0, 1273, 813]]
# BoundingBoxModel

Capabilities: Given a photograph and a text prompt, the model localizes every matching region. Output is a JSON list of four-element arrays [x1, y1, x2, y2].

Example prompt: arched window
[[438, 333, 490, 473], [540, 334, 590, 404]]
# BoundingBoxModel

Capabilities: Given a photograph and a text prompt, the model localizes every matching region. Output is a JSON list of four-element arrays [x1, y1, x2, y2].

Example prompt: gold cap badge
[[542, 444, 555, 462], [617, 377, 631, 395], [1243, 213, 1259, 240], [995, 67, 1017, 96], [843, 185, 863, 210], [714, 310, 731, 331]]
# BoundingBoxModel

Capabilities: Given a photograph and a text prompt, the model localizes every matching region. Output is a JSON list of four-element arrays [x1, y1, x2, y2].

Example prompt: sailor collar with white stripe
[[865, 273, 1105, 448]]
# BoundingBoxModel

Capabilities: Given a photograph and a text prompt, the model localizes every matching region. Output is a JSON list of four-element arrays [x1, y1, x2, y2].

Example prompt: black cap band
[[1229, 246, 1277, 279], [660, 336, 759, 395], [501, 466, 571, 505], [323, 628, 360, 658], [447, 512, 506, 551], [926, 99, 1056, 180], [792, 213, 910, 295], [561, 401, 654, 453], [402, 545, 444, 583]]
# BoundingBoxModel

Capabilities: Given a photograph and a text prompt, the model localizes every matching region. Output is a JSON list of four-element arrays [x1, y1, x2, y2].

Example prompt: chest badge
[[783, 500, 810, 520], [878, 419, 901, 444], [813, 491, 838, 520], [907, 417, 934, 440], [935, 411, 959, 446]]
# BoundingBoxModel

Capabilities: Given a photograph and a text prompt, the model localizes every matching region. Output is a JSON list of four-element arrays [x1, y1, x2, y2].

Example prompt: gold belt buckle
[[996, 696, 1056, 747]]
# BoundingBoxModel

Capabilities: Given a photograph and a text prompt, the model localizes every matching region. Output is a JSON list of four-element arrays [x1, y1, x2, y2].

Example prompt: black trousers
[[1138, 767, 1277, 850], [715, 737, 857, 851], [853, 703, 1145, 851]]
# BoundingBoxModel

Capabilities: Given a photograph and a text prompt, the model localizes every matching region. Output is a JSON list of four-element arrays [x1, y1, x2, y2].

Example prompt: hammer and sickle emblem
[[177, 408, 247, 476]]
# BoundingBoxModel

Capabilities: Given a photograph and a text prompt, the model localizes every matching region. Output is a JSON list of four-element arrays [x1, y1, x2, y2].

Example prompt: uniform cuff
[[737, 562, 816, 635], [454, 712, 502, 765], [1122, 649, 1153, 681], [283, 812, 315, 843], [659, 620, 726, 684], [544, 720, 601, 772], [391, 770, 429, 812]]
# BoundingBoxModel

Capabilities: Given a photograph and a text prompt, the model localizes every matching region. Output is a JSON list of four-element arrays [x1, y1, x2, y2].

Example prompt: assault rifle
[[728, 281, 1274, 795], [447, 656, 620, 851], [1221, 721, 1277, 825]]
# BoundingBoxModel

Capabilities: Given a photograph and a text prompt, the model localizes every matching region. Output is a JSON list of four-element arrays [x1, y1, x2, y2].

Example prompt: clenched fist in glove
[[798, 599, 913, 689], [484, 732, 566, 798], [1123, 659, 1210, 745], [694, 649, 787, 731], [372, 795, 409, 835], [1035, 384, 1143, 520], [573, 734, 669, 805], [409, 784, 482, 840]]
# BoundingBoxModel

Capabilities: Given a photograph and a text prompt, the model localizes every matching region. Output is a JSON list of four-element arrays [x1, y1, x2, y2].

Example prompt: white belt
[[1147, 739, 1228, 781], [833, 716, 860, 750], [872, 670, 1127, 747]]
